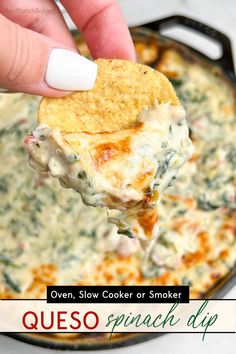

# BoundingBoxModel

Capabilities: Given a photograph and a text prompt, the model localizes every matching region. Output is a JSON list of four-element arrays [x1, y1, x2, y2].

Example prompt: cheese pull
[[25, 59, 193, 243]]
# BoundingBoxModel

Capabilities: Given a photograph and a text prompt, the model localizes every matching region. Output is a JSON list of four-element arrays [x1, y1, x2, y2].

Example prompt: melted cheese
[[0, 40, 235, 299], [26, 104, 193, 242]]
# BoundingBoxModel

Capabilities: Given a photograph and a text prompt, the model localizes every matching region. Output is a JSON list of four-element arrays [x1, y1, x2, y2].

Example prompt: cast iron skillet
[[6, 15, 236, 351]]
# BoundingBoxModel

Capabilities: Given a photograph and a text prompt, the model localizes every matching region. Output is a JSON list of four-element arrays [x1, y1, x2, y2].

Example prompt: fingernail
[[45, 49, 97, 91], [0, 88, 8, 92]]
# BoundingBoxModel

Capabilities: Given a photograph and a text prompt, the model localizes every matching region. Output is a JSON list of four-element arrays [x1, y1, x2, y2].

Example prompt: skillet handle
[[145, 15, 235, 79]]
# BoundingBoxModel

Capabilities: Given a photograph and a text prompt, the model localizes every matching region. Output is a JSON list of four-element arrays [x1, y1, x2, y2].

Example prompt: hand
[[0, 0, 135, 96]]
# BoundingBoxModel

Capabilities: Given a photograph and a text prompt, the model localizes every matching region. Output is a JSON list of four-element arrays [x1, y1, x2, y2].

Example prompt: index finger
[[60, 0, 135, 61]]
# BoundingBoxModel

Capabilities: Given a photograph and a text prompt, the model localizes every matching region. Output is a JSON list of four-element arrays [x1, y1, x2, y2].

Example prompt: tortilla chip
[[39, 59, 179, 133]]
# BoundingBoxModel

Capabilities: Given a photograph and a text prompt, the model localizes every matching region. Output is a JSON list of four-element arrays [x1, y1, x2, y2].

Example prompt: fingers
[[0, 14, 97, 96], [0, 0, 134, 97], [0, 0, 76, 49], [60, 0, 136, 61]]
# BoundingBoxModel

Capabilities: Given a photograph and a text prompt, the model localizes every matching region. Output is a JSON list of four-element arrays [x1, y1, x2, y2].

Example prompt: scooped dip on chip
[[25, 59, 193, 244]]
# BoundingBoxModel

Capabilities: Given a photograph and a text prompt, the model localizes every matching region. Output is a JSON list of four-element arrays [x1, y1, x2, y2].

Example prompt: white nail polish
[[45, 49, 97, 91], [0, 88, 8, 92]]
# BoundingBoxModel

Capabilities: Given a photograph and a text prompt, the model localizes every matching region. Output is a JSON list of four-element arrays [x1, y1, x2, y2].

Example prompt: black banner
[[47, 285, 189, 303]]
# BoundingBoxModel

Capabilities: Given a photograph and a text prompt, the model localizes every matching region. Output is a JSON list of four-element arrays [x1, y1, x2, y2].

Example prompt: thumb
[[0, 14, 97, 97]]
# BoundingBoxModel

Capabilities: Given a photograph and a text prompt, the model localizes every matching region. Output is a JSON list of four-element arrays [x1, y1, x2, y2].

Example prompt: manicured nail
[[45, 49, 97, 91], [0, 88, 8, 92]]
